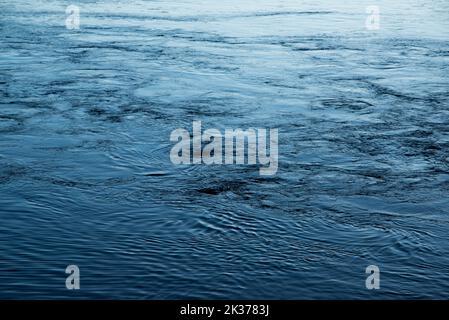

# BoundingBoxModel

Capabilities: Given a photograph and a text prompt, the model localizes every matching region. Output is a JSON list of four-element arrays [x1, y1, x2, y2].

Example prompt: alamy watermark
[[65, 265, 80, 290], [170, 121, 278, 176], [365, 265, 380, 290], [65, 5, 80, 30], [365, 5, 380, 30]]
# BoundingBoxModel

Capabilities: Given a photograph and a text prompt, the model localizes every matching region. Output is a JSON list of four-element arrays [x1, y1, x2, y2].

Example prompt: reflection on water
[[1, 0, 449, 299]]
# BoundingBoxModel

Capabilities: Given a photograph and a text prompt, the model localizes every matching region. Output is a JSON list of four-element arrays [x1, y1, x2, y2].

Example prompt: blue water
[[1, 0, 449, 299]]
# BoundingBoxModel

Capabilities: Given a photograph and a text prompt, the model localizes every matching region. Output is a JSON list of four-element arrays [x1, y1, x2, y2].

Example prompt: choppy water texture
[[1, 0, 449, 299]]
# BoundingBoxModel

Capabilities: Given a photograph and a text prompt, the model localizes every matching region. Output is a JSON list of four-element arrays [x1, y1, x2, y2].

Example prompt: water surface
[[1, 0, 449, 299]]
